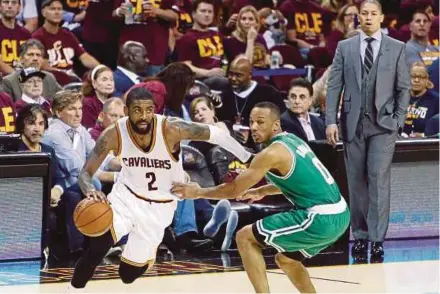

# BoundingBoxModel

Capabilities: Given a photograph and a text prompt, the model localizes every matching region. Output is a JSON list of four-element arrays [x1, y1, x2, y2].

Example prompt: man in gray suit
[[0, 39, 61, 101], [326, 0, 410, 260]]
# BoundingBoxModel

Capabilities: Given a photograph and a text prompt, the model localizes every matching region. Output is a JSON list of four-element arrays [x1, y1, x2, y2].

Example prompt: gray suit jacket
[[326, 33, 411, 142], [0, 70, 61, 101]]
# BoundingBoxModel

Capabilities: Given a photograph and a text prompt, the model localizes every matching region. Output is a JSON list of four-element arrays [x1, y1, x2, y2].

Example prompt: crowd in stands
[[0, 0, 439, 259]]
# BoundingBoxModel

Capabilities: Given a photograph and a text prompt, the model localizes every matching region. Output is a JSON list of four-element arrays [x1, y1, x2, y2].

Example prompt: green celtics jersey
[[265, 133, 341, 209]]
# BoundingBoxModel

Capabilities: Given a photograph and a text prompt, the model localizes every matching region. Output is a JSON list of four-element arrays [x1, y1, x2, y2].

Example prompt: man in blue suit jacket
[[281, 78, 326, 142], [113, 41, 149, 97]]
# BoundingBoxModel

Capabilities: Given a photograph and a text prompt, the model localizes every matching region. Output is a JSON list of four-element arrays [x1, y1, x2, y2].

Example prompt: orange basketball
[[73, 198, 113, 237]]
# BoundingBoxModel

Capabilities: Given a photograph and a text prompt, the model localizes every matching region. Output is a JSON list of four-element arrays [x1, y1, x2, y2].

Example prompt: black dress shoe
[[351, 239, 368, 255], [371, 242, 384, 258]]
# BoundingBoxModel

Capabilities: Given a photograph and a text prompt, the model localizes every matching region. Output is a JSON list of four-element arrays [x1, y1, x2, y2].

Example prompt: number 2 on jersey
[[145, 172, 158, 191]]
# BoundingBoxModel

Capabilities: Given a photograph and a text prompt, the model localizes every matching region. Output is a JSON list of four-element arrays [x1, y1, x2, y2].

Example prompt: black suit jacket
[[280, 110, 326, 142], [216, 83, 286, 126]]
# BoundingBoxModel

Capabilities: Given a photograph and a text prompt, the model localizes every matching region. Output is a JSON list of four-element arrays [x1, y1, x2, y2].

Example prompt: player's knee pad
[[119, 261, 149, 284]]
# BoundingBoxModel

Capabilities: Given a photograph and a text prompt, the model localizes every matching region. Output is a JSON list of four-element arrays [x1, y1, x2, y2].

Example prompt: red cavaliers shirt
[[0, 22, 31, 69], [0, 93, 16, 134], [32, 27, 86, 71], [81, 95, 103, 129], [116, 0, 175, 65], [83, 0, 117, 44], [280, 0, 334, 46], [176, 29, 224, 69]]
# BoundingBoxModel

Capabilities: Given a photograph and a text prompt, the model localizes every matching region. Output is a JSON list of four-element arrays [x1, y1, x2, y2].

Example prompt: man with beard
[[68, 86, 253, 291], [172, 102, 349, 293], [15, 104, 85, 256], [215, 56, 285, 128]]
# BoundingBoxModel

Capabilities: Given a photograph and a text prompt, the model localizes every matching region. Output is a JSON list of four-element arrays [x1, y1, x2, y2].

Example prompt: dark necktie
[[364, 37, 375, 74]]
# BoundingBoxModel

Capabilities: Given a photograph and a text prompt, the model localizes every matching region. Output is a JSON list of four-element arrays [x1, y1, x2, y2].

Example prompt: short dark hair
[[253, 102, 281, 120], [19, 39, 44, 58], [16, 104, 49, 134], [125, 87, 154, 109], [193, 0, 215, 12], [412, 8, 431, 21], [289, 77, 313, 97], [360, 0, 383, 13]]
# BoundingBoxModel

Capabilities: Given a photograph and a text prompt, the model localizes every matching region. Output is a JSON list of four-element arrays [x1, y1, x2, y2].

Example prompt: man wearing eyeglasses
[[15, 67, 52, 115]]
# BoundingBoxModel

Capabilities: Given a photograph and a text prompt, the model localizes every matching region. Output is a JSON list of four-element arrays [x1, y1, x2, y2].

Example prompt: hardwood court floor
[[0, 260, 438, 293], [0, 239, 438, 293]]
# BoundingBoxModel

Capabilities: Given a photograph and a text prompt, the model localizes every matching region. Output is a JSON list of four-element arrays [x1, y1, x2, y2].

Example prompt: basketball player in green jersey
[[172, 102, 350, 293]]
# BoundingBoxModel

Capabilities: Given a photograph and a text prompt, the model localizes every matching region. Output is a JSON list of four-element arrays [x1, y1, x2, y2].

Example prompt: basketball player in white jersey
[[68, 87, 252, 290]]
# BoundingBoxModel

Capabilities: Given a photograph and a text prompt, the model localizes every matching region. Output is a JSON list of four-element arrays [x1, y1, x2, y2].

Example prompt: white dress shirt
[[298, 112, 316, 141]]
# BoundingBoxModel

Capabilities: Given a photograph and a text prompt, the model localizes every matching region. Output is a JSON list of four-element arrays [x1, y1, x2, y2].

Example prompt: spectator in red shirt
[[176, 0, 225, 79], [0, 91, 16, 134], [224, 5, 269, 68], [81, 65, 115, 129], [82, 0, 119, 69], [112, 0, 177, 76], [224, 0, 274, 32], [89, 97, 125, 140], [0, 0, 31, 74], [279, 0, 334, 54], [15, 67, 53, 116], [326, 3, 359, 57], [32, 0, 99, 76]]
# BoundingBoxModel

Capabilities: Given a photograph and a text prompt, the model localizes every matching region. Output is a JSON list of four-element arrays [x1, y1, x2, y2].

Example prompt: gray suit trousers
[[344, 115, 397, 242]]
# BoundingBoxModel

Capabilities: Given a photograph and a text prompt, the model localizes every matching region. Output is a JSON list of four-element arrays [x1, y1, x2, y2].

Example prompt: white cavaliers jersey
[[115, 115, 184, 201]]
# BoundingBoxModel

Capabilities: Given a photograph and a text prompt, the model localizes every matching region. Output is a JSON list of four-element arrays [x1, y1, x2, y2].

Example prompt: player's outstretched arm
[[165, 117, 253, 163], [79, 125, 119, 198], [236, 184, 282, 203], [171, 145, 281, 200]]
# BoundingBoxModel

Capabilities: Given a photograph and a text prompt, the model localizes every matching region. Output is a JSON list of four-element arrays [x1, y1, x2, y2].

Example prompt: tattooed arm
[[165, 117, 253, 163], [79, 125, 119, 198]]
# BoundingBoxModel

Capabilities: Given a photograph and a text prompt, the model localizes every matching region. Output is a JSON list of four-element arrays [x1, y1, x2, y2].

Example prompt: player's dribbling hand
[[86, 190, 109, 204], [171, 182, 201, 199], [236, 188, 265, 203]]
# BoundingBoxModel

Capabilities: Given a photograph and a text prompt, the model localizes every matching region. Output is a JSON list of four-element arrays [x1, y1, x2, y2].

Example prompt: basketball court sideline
[[0, 260, 438, 293], [0, 239, 438, 293]]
